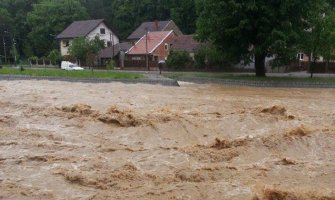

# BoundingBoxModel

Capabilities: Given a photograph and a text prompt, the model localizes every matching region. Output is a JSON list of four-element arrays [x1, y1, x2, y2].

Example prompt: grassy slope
[[164, 72, 335, 83], [0, 67, 143, 79]]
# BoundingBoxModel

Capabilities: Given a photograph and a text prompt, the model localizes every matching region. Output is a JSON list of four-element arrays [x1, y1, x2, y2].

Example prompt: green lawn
[[164, 72, 335, 83], [0, 67, 143, 79]]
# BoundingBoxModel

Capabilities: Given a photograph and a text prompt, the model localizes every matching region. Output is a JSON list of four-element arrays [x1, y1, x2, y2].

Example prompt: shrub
[[47, 50, 62, 65], [195, 46, 225, 69], [166, 51, 192, 70], [106, 60, 116, 70], [28, 56, 38, 65]]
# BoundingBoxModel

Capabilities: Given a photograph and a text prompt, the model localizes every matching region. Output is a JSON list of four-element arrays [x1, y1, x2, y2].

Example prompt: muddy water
[[0, 81, 334, 200]]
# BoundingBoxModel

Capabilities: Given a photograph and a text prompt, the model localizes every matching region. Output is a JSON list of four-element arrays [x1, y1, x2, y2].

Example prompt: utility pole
[[145, 29, 149, 71], [2, 35, 6, 64], [13, 38, 17, 67], [111, 33, 115, 58]]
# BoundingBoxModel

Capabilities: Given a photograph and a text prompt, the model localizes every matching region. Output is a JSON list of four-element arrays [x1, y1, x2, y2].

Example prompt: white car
[[67, 64, 84, 71], [61, 61, 84, 71]]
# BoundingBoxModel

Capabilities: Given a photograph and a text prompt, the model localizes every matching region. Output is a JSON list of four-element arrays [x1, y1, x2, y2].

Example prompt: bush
[[28, 56, 38, 65], [166, 51, 192, 70], [195, 46, 225, 69], [47, 50, 62, 65], [106, 60, 116, 70]]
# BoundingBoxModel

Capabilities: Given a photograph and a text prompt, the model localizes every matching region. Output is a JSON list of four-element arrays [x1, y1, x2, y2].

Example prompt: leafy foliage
[[68, 36, 105, 66], [26, 0, 88, 57], [47, 49, 62, 65], [166, 51, 192, 70], [1, 0, 198, 59], [196, 0, 313, 76], [195, 45, 225, 69]]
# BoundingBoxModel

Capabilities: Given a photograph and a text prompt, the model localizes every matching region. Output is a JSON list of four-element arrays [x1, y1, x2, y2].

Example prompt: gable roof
[[127, 20, 171, 40], [99, 42, 133, 58], [170, 35, 202, 53], [127, 31, 174, 55], [56, 19, 104, 39]]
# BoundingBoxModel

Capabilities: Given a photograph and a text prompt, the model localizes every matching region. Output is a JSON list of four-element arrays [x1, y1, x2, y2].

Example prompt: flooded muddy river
[[0, 80, 334, 199]]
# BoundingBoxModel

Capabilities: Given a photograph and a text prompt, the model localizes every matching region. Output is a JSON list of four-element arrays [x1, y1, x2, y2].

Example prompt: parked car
[[61, 61, 84, 71]]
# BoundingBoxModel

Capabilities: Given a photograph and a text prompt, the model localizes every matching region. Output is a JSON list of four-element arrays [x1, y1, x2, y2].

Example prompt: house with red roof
[[125, 30, 176, 70], [127, 20, 182, 41]]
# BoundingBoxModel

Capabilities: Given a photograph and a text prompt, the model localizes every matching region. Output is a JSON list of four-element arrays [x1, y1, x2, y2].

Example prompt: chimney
[[154, 20, 159, 31]]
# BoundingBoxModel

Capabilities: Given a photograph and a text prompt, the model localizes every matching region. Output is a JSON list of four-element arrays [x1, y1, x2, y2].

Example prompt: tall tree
[[26, 0, 88, 57], [171, 0, 197, 34], [1, 0, 40, 57], [300, 0, 335, 77], [0, 8, 14, 63], [196, 0, 313, 76], [68, 36, 104, 66]]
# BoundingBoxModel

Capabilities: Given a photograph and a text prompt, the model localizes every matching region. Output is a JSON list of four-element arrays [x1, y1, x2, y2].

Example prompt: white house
[[56, 19, 119, 56]]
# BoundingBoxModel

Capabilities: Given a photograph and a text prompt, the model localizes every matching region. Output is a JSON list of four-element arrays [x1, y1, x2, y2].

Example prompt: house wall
[[86, 23, 119, 46], [60, 39, 73, 56], [297, 53, 325, 62], [59, 23, 120, 56], [151, 33, 176, 61]]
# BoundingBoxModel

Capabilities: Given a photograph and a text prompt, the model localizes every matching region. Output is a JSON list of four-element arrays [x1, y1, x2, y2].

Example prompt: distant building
[[98, 42, 133, 68], [127, 20, 183, 41], [56, 19, 119, 56], [169, 35, 202, 59], [124, 31, 176, 70]]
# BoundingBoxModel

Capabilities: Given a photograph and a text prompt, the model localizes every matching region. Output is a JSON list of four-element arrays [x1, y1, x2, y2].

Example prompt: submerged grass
[[0, 67, 143, 79]]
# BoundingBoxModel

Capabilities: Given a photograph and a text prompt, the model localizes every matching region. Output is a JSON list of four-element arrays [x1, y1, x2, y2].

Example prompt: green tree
[[195, 45, 225, 69], [68, 36, 105, 66], [300, 0, 335, 77], [166, 51, 192, 70], [170, 0, 197, 34], [68, 37, 89, 65], [0, 0, 40, 57], [0, 8, 14, 62], [47, 49, 62, 65], [26, 0, 88, 57], [196, 0, 313, 76], [321, 11, 335, 73]]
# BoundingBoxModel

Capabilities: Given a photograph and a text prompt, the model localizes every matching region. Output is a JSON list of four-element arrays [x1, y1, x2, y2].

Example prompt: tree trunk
[[255, 53, 266, 77], [310, 57, 317, 78]]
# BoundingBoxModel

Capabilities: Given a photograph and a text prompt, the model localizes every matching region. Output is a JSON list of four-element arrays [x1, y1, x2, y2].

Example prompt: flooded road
[[0, 80, 334, 199]]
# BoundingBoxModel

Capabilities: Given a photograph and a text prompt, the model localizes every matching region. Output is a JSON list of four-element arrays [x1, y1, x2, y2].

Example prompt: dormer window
[[100, 28, 105, 34]]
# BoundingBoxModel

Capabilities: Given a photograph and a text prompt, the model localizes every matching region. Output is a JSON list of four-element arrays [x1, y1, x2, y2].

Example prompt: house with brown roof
[[169, 35, 202, 60], [125, 31, 176, 70], [56, 19, 119, 56], [98, 42, 133, 68], [127, 20, 182, 41]]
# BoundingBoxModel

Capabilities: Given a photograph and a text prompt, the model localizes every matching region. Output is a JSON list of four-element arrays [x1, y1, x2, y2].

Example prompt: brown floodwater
[[0, 80, 334, 200]]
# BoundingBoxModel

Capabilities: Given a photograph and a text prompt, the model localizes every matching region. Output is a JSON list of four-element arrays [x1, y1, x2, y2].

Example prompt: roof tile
[[56, 19, 104, 39], [127, 21, 170, 40], [127, 31, 173, 55]]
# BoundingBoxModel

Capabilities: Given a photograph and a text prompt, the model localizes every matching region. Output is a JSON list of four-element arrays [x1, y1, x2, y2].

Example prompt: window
[[164, 43, 169, 51], [107, 41, 112, 47], [298, 53, 304, 61], [131, 56, 142, 61], [63, 40, 70, 47], [100, 28, 106, 34]]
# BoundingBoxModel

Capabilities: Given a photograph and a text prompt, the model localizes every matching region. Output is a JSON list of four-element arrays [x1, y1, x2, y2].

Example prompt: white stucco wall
[[86, 23, 119, 46], [59, 22, 119, 56], [60, 40, 72, 56]]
